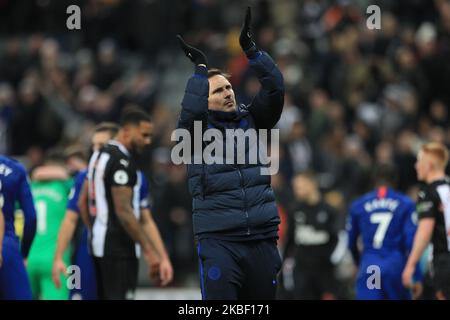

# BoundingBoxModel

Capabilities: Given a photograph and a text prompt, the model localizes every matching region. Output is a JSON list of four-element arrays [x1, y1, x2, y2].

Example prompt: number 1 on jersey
[[370, 212, 393, 249], [36, 200, 47, 234]]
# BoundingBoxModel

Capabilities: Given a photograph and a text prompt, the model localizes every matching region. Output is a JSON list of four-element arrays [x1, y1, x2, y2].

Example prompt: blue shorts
[[0, 237, 33, 300], [197, 237, 282, 300], [70, 229, 97, 300], [356, 253, 410, 300]]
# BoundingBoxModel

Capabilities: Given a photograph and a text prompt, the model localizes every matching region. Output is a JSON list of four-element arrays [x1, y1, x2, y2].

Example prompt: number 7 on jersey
[[370, 212, 393, 249]]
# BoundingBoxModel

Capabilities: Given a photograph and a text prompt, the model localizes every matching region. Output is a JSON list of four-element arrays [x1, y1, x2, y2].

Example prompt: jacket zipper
[[237, 167, 250, 235]]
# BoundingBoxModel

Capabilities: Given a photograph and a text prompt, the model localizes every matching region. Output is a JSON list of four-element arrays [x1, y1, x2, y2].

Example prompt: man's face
[[130, 121, 153, 155], [292, 175, 315, 201], [91, 131, 112, 151], [415, 151, 431, 181], [208, 75, 236, 112]]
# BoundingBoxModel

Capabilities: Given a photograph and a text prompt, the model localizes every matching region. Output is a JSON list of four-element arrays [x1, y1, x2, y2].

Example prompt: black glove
[[239, 7, 258, 57], [177, 35, 208, 70]]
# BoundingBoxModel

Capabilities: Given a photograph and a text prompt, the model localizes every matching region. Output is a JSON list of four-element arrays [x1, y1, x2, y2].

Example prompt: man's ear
[[428, 160, 436, 171]]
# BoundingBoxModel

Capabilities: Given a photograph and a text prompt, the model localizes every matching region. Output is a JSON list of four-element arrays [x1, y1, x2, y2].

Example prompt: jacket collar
[[208, 110, 239, 122], [208, 104, 248, 122]]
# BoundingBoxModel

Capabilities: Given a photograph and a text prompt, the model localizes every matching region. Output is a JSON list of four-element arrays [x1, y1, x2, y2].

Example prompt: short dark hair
[[373, 163, 398, 188], [44, 148, 66, 165], [119, 107, 151, 127], [94, 122, 119, 137], [207, 68, 231, 79], [64, 145, 87, 162]]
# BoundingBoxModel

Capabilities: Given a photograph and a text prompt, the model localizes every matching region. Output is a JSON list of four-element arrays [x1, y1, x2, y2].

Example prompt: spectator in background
[[0, 83, 14, 154], [283, 171, 344, 300], [286, 120, 313, 175], [0, 38, 26, 87], [153, 162, 194, 286], [9, 78, 63, 156], [94, 39, 123, 91]]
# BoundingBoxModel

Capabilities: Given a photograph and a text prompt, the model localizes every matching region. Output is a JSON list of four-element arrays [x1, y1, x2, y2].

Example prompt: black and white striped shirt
[[417, 177, 450, 257], [87, 140, 143, 258]]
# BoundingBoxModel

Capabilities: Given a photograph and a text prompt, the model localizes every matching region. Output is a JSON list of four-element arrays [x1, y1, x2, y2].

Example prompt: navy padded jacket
[[177, 51, 285, 239]]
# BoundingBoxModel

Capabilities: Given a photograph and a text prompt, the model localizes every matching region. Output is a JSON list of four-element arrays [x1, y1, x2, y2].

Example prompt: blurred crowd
[[1, 0, 450, 294]]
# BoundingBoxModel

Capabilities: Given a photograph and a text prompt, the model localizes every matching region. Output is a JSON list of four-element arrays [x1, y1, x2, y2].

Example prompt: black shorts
[[293, 264, 339, 300], [433, 254, 450, 299], [93, 257, 139, 300]]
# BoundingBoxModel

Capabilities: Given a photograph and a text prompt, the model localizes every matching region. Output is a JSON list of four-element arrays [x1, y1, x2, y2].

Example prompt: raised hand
[[239, 7, 257, 54], [176, 35, 208, 67]]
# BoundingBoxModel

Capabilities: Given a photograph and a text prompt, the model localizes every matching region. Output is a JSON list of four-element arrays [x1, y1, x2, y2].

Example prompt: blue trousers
[[197, 238, 282, 300]]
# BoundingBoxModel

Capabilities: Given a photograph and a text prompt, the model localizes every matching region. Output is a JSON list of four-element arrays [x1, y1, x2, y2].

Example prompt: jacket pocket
[[187, 165, 204, 200]]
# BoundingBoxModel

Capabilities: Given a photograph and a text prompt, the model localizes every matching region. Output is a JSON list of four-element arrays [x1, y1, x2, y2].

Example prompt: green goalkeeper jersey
[[28, 179, 73, 262]]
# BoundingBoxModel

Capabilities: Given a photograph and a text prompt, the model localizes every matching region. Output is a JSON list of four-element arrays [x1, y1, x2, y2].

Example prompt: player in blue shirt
[[347, 164, 422, 299], [0, 208, 4, 268], [54, 169, 96, 300], [0, 155, 37, 299]]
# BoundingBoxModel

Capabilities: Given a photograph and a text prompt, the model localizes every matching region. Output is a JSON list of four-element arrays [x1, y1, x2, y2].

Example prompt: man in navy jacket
[[176, 7, 285, 299]]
